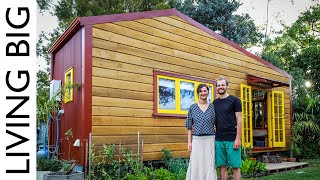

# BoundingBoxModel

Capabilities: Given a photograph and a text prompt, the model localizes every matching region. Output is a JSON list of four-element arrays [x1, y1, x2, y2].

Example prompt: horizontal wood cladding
[[143, 143, 187, 152], [92, 116, 185, 127], [153, 16, 215, 39], [92, 126, 188, 135], [93, 19, 288, 83], [92, 42, 247, 82], [94, 143, 186, 153], [92, 40, 288, 85], [92, 76, 153, 93], [136, 17, 240, 54], [93, 67, 153, 84], [90, 15, 291, 160], [93, 87, 153, 101], [92, 96, 153, 109], [92, 135, 187, 145], [143, 150, 190, 161], [92, 106, 153, 117]]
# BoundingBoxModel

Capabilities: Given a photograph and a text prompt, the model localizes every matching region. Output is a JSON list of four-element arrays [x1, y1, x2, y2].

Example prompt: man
[[213, 77, 242, 180]]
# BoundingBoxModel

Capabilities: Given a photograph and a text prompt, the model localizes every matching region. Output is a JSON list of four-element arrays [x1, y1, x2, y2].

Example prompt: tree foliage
[[174, 0, 263, 48], [37, 0, 263, 110], [262, 4, 320, 93], [261, 4, 320, 158], [36, 0, 175, 110]]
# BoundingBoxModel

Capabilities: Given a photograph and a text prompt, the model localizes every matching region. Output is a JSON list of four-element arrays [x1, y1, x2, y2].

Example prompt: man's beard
[[218, 89, 226, 95]]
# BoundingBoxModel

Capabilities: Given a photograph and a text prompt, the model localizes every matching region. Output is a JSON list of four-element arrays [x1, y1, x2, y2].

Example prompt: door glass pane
[[159, 78, 176, 110], [254, 102, 263, 128], [180, 81, 194, 111], [275, 118, 279, 129]]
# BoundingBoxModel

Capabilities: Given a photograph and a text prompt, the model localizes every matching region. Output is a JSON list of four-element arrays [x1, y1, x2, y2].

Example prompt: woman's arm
[[188, 129, 192, 151]]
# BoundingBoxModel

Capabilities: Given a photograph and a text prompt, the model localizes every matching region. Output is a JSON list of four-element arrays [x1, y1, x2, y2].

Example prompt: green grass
[[244, 159, 320, 180]]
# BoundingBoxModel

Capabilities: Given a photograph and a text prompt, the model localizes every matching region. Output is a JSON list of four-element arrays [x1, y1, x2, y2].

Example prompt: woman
[[185, 84, 217, 180]]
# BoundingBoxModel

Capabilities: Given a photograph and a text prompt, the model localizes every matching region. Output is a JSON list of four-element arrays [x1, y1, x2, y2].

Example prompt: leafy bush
[[126, 173, 148, 180], [37, 157, 63, 171], [240, 158, 267, 177], [89, 146, 189, 179], [161, 148, 173, 166], [152, 168, 177, 180], [161, 148, 188, 178], [89, 144, 151, 180], [241, 158, 257, 176], [255, 161, 267, 174]]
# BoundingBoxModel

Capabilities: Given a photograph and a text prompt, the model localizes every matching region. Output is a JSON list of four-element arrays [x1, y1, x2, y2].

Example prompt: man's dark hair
[[216, 77, 229, 87]]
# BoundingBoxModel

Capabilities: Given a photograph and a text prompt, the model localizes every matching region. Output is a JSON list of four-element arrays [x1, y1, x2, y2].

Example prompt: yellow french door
[[271, 91, 286, 147], [240, 84, 253, 148]]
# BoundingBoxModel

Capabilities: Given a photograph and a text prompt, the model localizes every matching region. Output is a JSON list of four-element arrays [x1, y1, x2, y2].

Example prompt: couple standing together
[[185, 77, 242, 180]]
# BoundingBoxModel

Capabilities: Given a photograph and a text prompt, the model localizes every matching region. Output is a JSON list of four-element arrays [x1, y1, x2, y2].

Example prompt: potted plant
[[42, 126, 83, 180], [294, 146, 302, 162], [37, 158, 63, 180], [43, 161, 84, 180], [37, 83, 81, 179], [287, 143, 297, 162]]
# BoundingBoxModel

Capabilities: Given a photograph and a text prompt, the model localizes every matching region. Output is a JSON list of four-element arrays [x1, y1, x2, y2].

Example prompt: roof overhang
[[247, 75, 289, 89], [48, 17, 81, 54], [48, 9, 292, 79]]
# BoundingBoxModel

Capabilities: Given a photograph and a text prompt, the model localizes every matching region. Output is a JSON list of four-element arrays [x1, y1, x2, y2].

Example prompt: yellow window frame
[[240, 84, 253, 148], [272, 91, 286, 147], [64, 67, 74, 103], [157, 75, 214, 115]]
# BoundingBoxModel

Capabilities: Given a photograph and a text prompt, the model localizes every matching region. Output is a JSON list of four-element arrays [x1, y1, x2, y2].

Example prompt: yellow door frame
[[240, 84, 253, 148], [272, 91, 286, 147]]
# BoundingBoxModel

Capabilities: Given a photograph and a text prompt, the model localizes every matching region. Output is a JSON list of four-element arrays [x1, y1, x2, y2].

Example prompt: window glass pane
[[67, 74, 71, 98], [180, 81, 194, 110], [159, 78, 176, 110], [208, 86, 212, 103]]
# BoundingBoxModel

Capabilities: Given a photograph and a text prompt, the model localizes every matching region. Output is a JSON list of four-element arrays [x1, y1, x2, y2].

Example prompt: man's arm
[[234, 111, 242, 149]]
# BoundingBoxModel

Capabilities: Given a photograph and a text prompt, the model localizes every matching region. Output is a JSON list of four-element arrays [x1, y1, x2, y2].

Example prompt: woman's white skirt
[[186, 135, 217, 180]]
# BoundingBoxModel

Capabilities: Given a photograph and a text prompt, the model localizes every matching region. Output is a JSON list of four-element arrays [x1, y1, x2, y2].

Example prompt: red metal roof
[[49, 9, 292, 79]]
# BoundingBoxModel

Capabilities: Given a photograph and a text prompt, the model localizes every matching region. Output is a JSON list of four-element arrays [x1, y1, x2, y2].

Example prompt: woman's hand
[[188, 142, 192, 151]]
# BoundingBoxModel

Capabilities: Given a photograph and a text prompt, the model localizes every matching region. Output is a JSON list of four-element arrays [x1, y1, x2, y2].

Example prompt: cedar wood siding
[[91, 15, 291, 160], [51, 29, 86, 164]]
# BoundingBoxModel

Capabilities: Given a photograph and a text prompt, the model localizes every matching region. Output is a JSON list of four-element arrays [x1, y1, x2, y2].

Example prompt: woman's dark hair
[[197, 84, 209, 94]]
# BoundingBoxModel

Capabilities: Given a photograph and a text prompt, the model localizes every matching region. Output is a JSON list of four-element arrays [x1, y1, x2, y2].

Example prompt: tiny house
[[49, 9, 292, 166]]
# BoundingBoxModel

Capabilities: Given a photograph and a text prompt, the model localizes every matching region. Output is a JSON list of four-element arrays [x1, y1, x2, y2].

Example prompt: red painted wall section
[[51, 28, 86, 165]]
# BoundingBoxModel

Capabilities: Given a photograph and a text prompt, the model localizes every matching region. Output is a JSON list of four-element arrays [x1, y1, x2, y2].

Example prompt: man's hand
[[188, 142, 192, 151], [234, 138, 241, 149]]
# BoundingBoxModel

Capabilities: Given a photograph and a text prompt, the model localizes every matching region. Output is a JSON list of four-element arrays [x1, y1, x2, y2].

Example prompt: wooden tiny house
[[49, 9, 292, 165]]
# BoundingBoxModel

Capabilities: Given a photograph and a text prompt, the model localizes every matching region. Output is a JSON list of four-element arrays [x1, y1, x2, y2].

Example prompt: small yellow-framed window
[[64, 67, 74, 103], [156, 74, 214, 115]]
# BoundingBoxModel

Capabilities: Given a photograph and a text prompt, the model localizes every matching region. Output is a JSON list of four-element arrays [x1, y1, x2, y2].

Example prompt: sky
[[237, 0, 319, 52], [36, 0, 319, 70]]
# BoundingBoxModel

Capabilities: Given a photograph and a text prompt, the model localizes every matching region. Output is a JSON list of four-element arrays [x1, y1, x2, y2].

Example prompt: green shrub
[[36, 157, 63, 171], [126, 173, 148, 180], [240, 158, 267, 177], [161, 148, 173, 166], [62, 162, 72, 171], [89, 145, 148, 180], [152, 168, 177, 180], [161, 148, 188, 178], [255, 161, 267, 174], [240, 158, 257, 176]]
